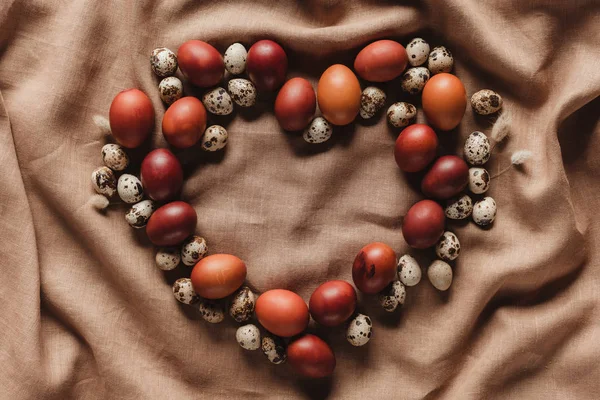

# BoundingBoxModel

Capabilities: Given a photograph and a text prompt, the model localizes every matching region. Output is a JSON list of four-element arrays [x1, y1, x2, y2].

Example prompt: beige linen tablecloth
[[1, 0, 599, 399]]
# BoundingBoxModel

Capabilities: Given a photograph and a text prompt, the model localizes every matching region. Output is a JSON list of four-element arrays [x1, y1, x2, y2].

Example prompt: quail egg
[[158, 76, 183, 105], [471, 89, 503, 115], [400, 67, 430, 94], [445, 194, 473, 220], [172, 278, 199, 304], [155, 247, 181, 271], [435, 231, 460, 262], [472, 196, 497, 226], [229, 286, 256, 323], [91, 166, 117, 197], [150, 47, 178, 77], [469, 167, 490, 194], [224, 43, 247, 75], [236, 324, 261, 350], [227, 78, 257, 107], [202, 87, 233, 115], [101, 144, 129, 171], [387, 102, 417, 128], [406, 38, 430, 67], [427, 46, 454, 74], [397, 254, 422, 287], [360, 86, 386, 119], [117, 174, 143, 204], [303, 117, 332, 144], [201, 125, 228, 151], [464, 131, 491, 166], [125, 199, 155, 228], [262, 334, 287, 364], [198, 299, 225, 323], [181, 235, 208, 266], [346, 313, 372, 347], [427, 260, 453, 291], [378, 281, 406, 312]]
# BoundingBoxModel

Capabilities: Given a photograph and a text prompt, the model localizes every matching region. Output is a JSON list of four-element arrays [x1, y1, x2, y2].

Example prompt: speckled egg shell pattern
[[101, 144, 129, 171], [400, 67, 430, 94], [471, 89, 503, 115], [91, 166, 117, 197], [155, 247, 181, 271], [427, 46, 454, 75], [445, 194, 473, 220], [198, 299, 225, 323], [303, 117, 332, 144], [378, 281, 406, 312], [428, 260, 453, 291], [473, 196, 497, 226], [406, 38, 430, 67], [464, 131, 491, 166], [125, 199, 155, 228], [236, 324, 261, 350], [261, 334, 287, 364], [360, 86, 386, 119], [227, 78, 257, 108], [158, 76, 183, 105], [469, 168, 490, 194], [150, 47, 178, 77], [387, 102, 417, 128], [181, 235, 208, 266], [224, 43, 247, 75], [229, 286, 256, 323], [435, 231, 461, 262], [346, 313, 372, 347], [397, 254, 422, 287], [202, 87, 233, 116], [117, 174, 144, 204], [172, 278, 199, 304], [201, 125, 228, 151]]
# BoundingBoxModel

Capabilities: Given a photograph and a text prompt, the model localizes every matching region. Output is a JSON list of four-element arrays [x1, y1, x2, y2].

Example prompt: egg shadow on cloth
[[293, 376, 334, 400], [557, 96, 599, 165]]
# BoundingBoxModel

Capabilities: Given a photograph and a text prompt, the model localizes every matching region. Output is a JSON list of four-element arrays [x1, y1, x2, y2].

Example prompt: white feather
[[93, 115, 111, 134], [491, 108, 512, 143], [90, 194, 110, 210], [510, 150, 532, 165]]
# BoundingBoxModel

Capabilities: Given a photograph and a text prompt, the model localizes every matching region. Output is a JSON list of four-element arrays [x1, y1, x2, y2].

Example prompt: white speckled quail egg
[[400, 67, 430, 94], [101, 144, 129, 171], [229, 286, 256, 323], [397, 254, 422, 287], [435, 231, 461, 262], [378, 281, 406, 312], [181, 235, 208, 266], [172, 278, 199, 304], [158, 76, 183, 105], [387, 102, 417, 128], [406, 38, 430, 67], [360, 86, 386, 119], [155, 247, 181, 271], [117, 174, 143, 204], [125, 199, 155, 229], [227, 78, 257, 108], [464, 131, 491, 166], [445, 194, 473, 220], [91, 166, 117, 197], [303, 117, 332, 144], [346, 313, 372, 347], [428, 260, 453, 291], [150, 47, 178, 77], [224, 43, 247, 75], [202, 87, 233, 115], [472, 196, 497, 226], [201, 125, 228, 151], [198, 299, 225, 323], [262, 334, 287, 364], [469, 168, 490, 194], [471, 89, 503, 115], [236, 324, 261, 351], [427, 46, 454, 75]]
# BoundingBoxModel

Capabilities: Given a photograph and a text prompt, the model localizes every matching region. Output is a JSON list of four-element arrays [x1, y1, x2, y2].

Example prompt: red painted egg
[[274, 78, 316, 131], [402, 200, 445, 249], [146, 201, 197, 246], [109, 89, 154, 148], [177, 40, 224, 88], [255, 289, 309, 337], [394, 124, 439, 172], [309, 280, 357, 327], [246, 40, 288, 92], [191, 254, 247, 299], [354, 40, 408, 82], [162, 97, 207, 148], [421, 155, 469, 199], [352, 242, 397, 294], [140, 149, 183, 202], [288, 334, 336, 378]]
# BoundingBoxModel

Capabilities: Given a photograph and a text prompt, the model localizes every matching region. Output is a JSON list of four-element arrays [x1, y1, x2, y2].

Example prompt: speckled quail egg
[[427, 46, 454, 75], [101, 144, 129, 171], [303, 117, 332, 144], [172, 278, 199, 304], [471, 89, 503, 115], [224, 43, 247, 75], [198, 299, 226, 323], [435, 231, 461, 262], [202, 87, 233, 115], [125, 199, 155, 228], [406, 38, 430, 67], [469, 168, 490, 194], [227, 78, 257, 108], [229, 286, 256, 323], [400, 67, 430, 94], [378, 281, 406, 312], [180, 235, 208, 266], [464, 131, 491, 166], [360, 86, 386, 119], [346, 313, 372, 347], [397, 254, 422, 287], [445, 194, 473, 220], [262, 334, 287, 364], [472, 196, 497, 226], [91, 166, 117, 197], [158, 76, 183, 105], [427, 260, 453, 291], [201, 125, 228, 151], [387, 102, 417, 128], [155, 247, 181, 271], [117, 174, 143, 204], [236, 324, 261, 351], [150, 47, 178, 77]]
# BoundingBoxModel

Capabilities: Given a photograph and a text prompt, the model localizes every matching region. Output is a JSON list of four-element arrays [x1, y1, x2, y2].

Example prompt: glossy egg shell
[[354, 40, 408, 82], [109, 89, 154, 148], [288, 334, 336, 378], [352, 242, 397, 294], [317, 64, 361, 126], [309, 280, 357, 327], [177, 40, 224, 88], [162, 97, 207, 148], [402, 200, 445, 249], [255, 289, 309, 337], [421, 155, 469, 199], [140, 149, 183, 202], [422, 73, 467, 131], [190, 254, 247, 299], [246, 40, 288, 92], [146, 201, 197, 246], [274, 77, 316, 131], [394, 124, 439, 172]]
